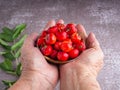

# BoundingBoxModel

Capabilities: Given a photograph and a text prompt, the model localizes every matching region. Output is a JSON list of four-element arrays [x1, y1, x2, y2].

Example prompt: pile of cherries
[[36, 23, 86, 61]]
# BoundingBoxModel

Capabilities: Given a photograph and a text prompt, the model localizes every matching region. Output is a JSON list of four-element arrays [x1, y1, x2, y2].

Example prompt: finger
[[87, 32, 100, 49], [44, 20, 56, 30], [56, 19, 64, 24], [22, 33, 39, 48], [76, 24, 87, 43], [21, 33, 48, 64]]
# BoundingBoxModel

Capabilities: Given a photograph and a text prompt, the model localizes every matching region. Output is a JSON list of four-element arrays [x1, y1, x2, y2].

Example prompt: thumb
[[87, 32, 100, 49], [23, 33, 39, 48], [21, 33, 39, 53]]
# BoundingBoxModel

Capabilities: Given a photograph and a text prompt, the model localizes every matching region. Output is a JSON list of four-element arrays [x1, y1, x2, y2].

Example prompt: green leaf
[[2, 80, 15, 87], [0, 39, 9, 46], [0, 24, 27, 90], [13, 24, 26, 39], [11, 35, 27, 51], [0, 51, 7, 55], [15, 49, 21, 58], [2, 45, 11, 51], [16, 63, 22, 76], [6, 71, 16, 75], [0, 59, 13, 71], [0, 33, 13, 42], [2, 27, 13, 35], [2, 52, 15, 60]]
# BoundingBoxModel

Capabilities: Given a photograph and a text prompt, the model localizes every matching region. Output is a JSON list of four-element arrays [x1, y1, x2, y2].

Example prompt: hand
[[21, 20, 59, 89], [9, 20, 59, 90], [60, 20, 104, 90]]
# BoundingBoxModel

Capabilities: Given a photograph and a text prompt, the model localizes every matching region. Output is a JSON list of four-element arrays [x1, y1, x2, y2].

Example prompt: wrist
[[20, 71, 54, 90], [60, 63, 101, 90], [60, 62, 97, 77]]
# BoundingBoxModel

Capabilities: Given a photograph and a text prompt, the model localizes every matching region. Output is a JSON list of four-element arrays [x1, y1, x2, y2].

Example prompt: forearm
[[9, 78, 40, 90], [9, 72, 53, 90], [60, 66, 101, 90]]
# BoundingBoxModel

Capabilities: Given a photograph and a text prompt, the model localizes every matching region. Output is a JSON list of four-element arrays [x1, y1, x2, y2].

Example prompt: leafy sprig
[[0, 24, 27, 90]]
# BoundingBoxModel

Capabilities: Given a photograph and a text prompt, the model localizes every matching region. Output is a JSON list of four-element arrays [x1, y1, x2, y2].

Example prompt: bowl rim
[[44, 56, 74, 64]]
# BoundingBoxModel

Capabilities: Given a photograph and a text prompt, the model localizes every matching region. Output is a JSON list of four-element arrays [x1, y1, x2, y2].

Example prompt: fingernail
[[92, 33, 95, 38], [91, 33, 100, 47], [89, 33, 95, 43]]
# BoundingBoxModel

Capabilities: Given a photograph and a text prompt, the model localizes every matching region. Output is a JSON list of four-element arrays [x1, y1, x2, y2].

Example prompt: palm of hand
[[20, 20, 60, 88], [60, 24, 104, 77], [21, 45, 58, 85]]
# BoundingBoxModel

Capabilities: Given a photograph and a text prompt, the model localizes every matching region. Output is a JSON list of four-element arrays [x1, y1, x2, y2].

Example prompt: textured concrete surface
[[0, 0, 120, 90]]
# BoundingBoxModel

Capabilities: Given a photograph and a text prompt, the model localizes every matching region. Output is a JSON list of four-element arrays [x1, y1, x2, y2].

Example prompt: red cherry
[[71, 33, 81, 43], [65, 24, 77, 35], [63, 38, 72, 44], [54, 41, 62, 50], [56, 31, 67, 41], [36, 22, 86, 62], [61, 42, 73, 52], [41, 45, 52, 56], [57, 52, 69, 61], [41, 31, 47, 37], [56, 23, 65, 31], [50, 50, 58, 59], [37, 37, 45, 46], [48, 26, 58, 33], [69, 49, 79, 58], [45, 33, 56, 44], [74, 41, 86, 52]]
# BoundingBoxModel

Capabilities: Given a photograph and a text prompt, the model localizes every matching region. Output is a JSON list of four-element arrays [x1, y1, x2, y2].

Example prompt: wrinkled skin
[[9, 20, 60, 90], [9, 19, 104, 90], [20, 20, 59, 89], [60, 21, 104, 90]]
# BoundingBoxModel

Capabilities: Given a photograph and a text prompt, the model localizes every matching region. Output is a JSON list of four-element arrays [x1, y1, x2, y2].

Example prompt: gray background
[[0, 0, 120, 90]]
